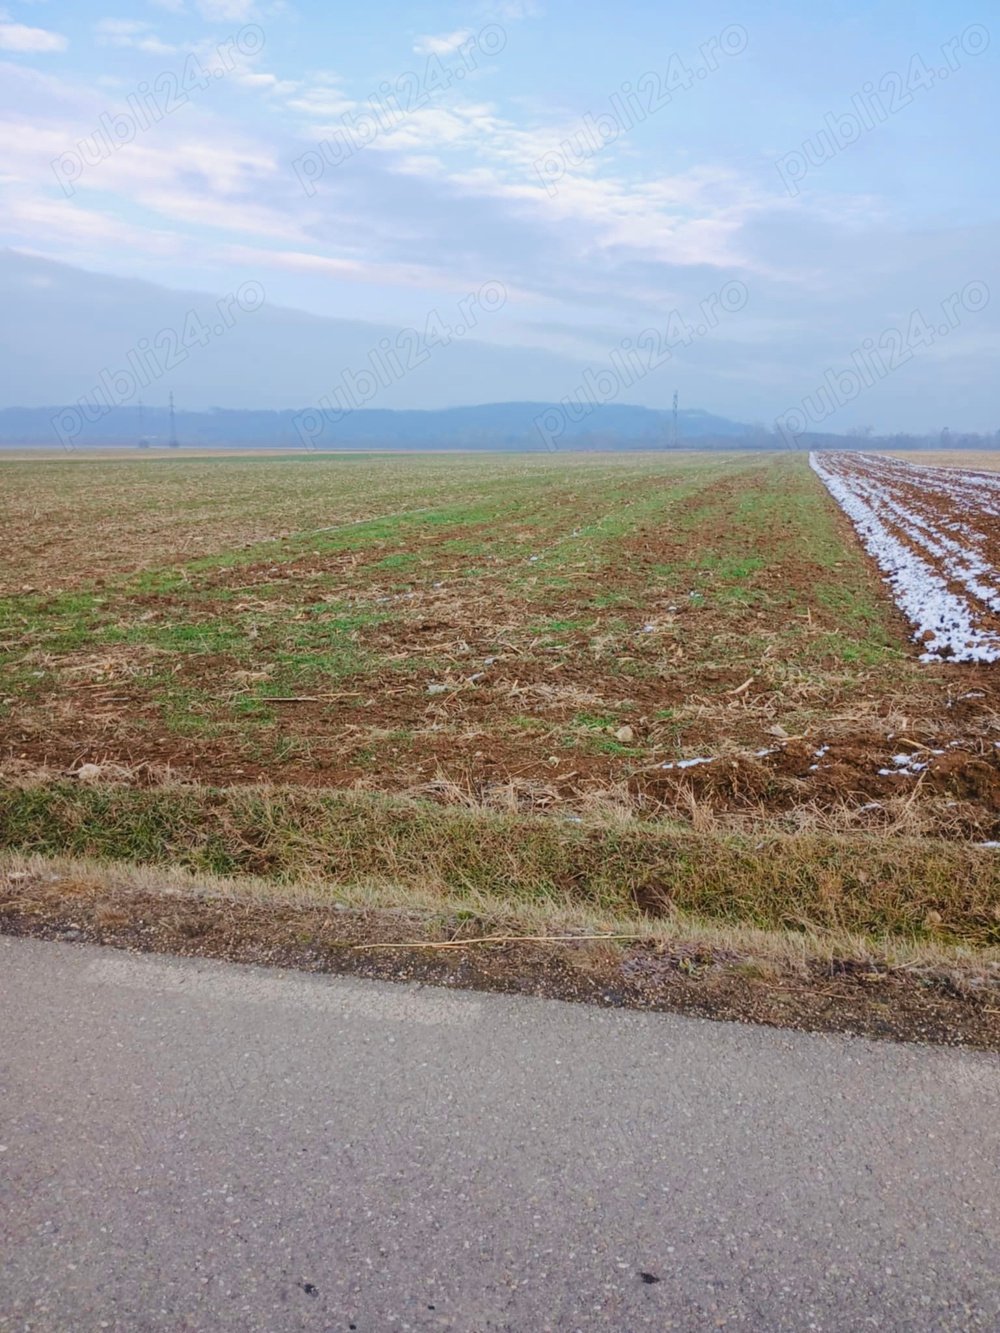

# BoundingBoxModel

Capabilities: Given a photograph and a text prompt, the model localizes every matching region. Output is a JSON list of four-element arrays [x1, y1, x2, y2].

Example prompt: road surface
[[1, 936, 999, 1331]]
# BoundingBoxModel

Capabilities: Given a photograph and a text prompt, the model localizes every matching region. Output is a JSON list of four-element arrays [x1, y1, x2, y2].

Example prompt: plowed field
[[4, 450, 1000, 842]]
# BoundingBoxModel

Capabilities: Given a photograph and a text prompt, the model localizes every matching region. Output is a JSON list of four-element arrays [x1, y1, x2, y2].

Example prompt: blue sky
[[0, 0, 998, 431]]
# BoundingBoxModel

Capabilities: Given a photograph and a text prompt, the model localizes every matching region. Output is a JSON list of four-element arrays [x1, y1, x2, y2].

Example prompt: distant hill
[[0, 249, 761, 449], [0, 402, 755, 451]]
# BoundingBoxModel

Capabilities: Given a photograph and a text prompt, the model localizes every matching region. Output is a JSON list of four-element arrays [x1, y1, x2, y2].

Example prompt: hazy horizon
[[1, 1, 997, 437]]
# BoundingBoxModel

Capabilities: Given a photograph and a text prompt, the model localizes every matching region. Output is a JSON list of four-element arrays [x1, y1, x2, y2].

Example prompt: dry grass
[[1, 779, 998, 949], [2, 844, 997, 978], [881, 450, 1000, 471]]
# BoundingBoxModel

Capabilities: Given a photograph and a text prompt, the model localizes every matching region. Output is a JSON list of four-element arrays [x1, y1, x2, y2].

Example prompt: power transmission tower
[[671, 390, 679, 447], [168, 391, 179, 449]]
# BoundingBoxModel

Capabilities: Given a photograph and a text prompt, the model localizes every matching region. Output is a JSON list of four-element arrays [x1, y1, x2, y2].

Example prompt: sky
[[0, 0, 998, 433]]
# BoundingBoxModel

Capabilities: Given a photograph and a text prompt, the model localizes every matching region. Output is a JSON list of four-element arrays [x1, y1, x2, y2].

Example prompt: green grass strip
[[2, 782, 998, 947]]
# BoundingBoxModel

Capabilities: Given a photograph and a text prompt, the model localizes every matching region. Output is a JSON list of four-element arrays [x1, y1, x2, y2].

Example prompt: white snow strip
[[810, 451, 1000, 663]]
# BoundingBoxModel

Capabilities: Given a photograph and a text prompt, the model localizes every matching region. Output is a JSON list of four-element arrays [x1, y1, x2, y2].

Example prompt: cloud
[[133, 183, 303, 241], [232, 68, 296, 93], [94, 19, 178, 55], [0, 54, 786, 301], [195, 0, 259, 19], [335, 96, 764, 270], [3, 192, 182, 255], [96, 19, 148, 39], [487, 1, 539, 17], [285, 83, 354, 117], [149, 0, 261, 17], [412, 30, 472, 57], [0, 22, 67, 53], [0, 58, 300, 256], [221, 244, 481, 293]]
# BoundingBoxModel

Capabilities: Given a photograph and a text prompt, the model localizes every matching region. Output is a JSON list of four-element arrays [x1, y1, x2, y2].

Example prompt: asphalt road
[[1, 938, 999, 1332]]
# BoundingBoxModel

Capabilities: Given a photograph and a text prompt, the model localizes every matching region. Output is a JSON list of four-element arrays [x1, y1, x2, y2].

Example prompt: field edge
[[3, 778, 1000, 941], [3, 774, 1000, 970], [2, 846, 998, 1050]]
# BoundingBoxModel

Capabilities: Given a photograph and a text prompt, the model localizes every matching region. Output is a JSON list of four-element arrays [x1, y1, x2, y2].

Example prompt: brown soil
[[3, 454, 1000, 864], [7, 458, 1000, 839]]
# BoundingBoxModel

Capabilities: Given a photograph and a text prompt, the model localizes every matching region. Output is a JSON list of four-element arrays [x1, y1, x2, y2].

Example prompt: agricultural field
[[3, 448, 999, 827], [2, 449, 999, 1040]]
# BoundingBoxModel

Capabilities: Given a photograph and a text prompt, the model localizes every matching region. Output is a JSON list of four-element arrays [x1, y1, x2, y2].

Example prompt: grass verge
[[2, 779, 999, 949], [3, 844, 999, 1051]]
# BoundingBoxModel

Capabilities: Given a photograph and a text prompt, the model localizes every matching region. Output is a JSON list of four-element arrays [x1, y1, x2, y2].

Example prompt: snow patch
[[810, 451, 1000, 663]]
